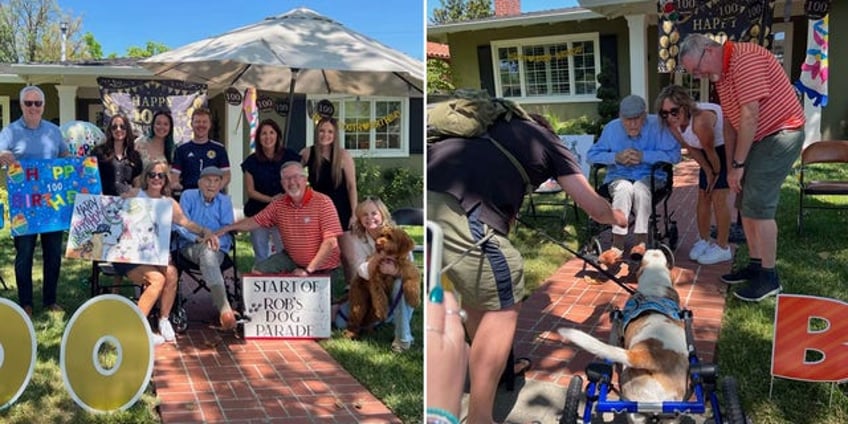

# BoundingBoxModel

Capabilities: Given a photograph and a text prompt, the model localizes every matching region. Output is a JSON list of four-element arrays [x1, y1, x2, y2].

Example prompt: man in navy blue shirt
[[171, 108, 230, 191]]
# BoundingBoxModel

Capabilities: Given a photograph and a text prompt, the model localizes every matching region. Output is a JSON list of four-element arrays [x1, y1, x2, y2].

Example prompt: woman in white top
[[656, 85, 732, 265], [337, 196, 414, 352], [135, 110, 175, 168]]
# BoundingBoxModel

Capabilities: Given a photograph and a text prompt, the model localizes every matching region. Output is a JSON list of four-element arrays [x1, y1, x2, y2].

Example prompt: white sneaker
[[150, 332, 165, 346], [697, 244, 732, 265], [159, 318, 176, 342], [689, 239, 711, 261]]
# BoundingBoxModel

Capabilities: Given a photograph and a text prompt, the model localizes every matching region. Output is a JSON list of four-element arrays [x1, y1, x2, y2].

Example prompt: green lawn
[[0, 227, 423, 423], [511, 165, 848, 423]]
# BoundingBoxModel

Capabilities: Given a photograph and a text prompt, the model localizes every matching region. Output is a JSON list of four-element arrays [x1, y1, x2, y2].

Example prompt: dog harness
[[621, 293, 682, 329]]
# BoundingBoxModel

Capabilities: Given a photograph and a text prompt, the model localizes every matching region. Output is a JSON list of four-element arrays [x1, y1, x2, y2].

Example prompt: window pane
[[374, 100, 402, 151], [497, 47, 522, 97], [523, 45, 547, 97], [344, 100, 371, 151], [572, 41, 596, 95], [548, 44, 570, 95]]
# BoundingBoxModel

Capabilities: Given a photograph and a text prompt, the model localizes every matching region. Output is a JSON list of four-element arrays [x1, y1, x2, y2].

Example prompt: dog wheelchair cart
[[559, 308, 747, 424]]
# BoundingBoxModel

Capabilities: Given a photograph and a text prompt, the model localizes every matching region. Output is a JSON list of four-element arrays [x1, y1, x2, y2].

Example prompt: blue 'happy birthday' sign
[[6, 157, 102, 236]]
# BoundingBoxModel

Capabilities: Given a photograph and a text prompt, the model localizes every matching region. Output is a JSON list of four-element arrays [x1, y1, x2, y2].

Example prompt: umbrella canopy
[[139, 7, 423, 98]]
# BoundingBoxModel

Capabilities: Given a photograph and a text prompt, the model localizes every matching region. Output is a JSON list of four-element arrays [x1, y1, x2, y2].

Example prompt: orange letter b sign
[[772, 294, 848, 382]]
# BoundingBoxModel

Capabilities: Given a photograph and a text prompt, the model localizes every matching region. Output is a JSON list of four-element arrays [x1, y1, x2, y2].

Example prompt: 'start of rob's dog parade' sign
[[242, 274, 331, 339]]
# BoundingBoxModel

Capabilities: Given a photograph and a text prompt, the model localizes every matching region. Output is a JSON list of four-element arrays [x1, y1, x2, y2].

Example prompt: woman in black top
[[300, 117, 358, 229], [91, 113, 143, 195]]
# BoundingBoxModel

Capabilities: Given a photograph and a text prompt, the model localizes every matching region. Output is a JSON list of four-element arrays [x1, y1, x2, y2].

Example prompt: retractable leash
[[514, 216, 636, 295]]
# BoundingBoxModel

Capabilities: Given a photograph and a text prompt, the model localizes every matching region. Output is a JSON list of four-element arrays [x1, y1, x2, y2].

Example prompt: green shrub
[[543, 113, 596, 135], [355, 158, 423, 210]]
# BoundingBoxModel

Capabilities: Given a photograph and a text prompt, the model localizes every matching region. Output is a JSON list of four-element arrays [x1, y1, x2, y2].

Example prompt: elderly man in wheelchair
[[174, 166, 238, 330], [587, 94, 681, 266]]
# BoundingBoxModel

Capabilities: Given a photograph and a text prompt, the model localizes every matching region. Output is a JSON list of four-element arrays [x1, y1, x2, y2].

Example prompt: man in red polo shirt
[[218, 161, 344, 291], [679, 34, 805, 302]]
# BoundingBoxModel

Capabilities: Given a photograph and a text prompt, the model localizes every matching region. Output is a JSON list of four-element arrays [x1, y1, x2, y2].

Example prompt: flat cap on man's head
[[199, 166, 224, 178], [619, 95, 647, 119]]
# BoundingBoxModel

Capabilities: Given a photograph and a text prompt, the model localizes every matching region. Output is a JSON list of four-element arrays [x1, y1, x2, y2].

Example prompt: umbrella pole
[[283, 68, 300, 147]]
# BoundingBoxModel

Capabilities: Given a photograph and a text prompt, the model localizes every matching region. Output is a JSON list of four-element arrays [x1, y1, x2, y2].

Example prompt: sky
[[59, 0, 426, 60]]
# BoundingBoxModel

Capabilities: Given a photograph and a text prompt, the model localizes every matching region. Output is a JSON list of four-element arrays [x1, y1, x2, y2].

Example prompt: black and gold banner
[[657, 0, 776, 73], [97, 78, 208, 143]]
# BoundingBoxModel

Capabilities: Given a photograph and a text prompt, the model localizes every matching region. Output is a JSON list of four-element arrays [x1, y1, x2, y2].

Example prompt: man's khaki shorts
[[428, 191, 524, 311]]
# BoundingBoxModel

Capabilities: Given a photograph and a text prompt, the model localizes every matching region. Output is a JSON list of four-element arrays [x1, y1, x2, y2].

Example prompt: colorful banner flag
[[6, 157, 102, 236], [795, 16, 828, 107], [97, 78, 208, 144], [243, 87, 259, 151]]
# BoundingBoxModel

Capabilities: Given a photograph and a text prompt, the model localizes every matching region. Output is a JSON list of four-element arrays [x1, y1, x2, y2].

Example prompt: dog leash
[[515, 216, 635, 295]]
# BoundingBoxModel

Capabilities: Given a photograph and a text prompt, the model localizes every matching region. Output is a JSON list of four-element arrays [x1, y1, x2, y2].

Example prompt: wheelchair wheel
[[586, 237, 603, 258], [667, 221, 679, 250], [659, 243, 675, 269], [559, 375, 583, 424], [170, 305, 189, 334], [722, 376, 747, 424]]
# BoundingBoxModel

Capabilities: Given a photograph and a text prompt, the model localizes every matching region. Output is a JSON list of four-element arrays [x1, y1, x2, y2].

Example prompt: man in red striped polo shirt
[[679, 34, 805, 302], [218, 161, 345, 293]]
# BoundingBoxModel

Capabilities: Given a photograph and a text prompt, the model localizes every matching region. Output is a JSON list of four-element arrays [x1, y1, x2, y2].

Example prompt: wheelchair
[[559, 308, 747, 424], [171, 231, 244, 331], [582, 162, 679, 268]]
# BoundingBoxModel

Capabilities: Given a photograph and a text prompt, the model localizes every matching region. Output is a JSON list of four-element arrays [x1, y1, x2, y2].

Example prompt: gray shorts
[[427, 191, 524, 311], [737, 129, 804, 219]]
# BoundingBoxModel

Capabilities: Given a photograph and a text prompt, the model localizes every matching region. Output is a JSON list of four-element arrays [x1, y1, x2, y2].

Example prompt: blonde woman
[[337, 197, 414, 352], [112, 159, 218, 343]]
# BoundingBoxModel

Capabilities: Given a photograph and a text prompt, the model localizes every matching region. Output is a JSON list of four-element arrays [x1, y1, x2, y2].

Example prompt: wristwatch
[[731, 159, 745, 169]]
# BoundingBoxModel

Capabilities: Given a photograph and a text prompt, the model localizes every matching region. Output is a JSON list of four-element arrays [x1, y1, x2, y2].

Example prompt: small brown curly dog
[[344, 226, 421, 338]]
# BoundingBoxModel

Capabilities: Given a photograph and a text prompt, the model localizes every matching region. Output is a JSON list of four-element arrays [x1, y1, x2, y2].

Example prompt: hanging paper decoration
[[243, 87, 259, 150], [804, 0, 831, 20], [656, 0, 775, 73], [795, 16, 828, 107]]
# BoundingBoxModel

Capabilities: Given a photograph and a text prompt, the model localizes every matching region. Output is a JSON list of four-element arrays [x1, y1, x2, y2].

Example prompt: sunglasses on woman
[[659, 107, 681, 119], [147, 172, 167, 180], [111, 124, 126, 131]]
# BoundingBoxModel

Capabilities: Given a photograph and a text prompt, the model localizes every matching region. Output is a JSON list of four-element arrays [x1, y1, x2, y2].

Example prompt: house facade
[[0, 61, 424, 209], [428, 0, 845, 141]]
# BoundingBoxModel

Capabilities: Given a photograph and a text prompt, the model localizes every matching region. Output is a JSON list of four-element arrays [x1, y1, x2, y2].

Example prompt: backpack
[[427, 89, 538, 197], [427, 89, 535, 143]]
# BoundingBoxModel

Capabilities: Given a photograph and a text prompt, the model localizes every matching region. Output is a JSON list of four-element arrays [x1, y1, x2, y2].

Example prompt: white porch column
[[225, 103, 245, 216], [625, 14, 649, 101], [54, 85, 78, 124]]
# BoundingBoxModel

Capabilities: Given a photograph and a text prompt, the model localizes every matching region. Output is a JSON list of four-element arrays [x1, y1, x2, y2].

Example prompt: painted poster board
[[6, 157, 102, 236], [65, 194, 172, 266], [560, 134, 594, 177], [242, 274, 332, 339]]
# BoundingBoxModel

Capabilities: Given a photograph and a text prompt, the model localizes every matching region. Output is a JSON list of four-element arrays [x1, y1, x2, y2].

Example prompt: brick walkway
[[515, 158, 730, 388], [152, 284, 399, 423]]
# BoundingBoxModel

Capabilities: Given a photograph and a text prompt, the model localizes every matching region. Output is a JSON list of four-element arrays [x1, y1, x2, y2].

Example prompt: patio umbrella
[[139, 7, 424, 141]]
